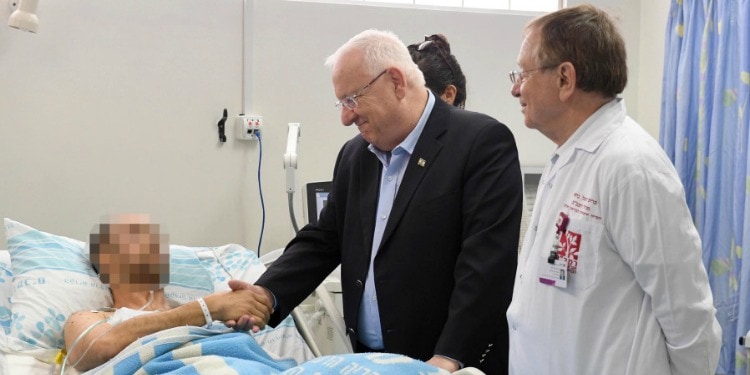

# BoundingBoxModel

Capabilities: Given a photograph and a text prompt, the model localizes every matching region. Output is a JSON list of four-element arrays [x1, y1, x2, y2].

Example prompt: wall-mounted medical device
[[235, 114, 262, 141], [285, 123, 301, 232], [8, 0, 39, 33], [284, 123, 300, 193]]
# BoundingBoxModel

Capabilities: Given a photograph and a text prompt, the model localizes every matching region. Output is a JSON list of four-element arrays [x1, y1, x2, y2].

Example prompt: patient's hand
[[204, 282, 272, 333], [219, 280, 274, 332]]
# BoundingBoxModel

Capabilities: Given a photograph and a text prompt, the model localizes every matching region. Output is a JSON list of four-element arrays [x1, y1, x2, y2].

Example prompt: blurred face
[[91, 215, 169, 292], [334, 51, 398, 151], [511, 31, 563, 133]]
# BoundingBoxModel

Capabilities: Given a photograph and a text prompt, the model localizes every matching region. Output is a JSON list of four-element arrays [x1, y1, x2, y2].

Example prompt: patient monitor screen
[[306, 181, 332, 224], [315, 193, 328, 220]]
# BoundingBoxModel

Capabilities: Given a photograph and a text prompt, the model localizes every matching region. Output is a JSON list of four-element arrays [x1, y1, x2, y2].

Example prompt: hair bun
[[429, 34, 451, 53]]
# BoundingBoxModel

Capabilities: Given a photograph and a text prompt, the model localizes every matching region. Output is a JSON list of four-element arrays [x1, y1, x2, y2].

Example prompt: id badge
[[539, 211, 570, 288], [540, 258, 568, 288]]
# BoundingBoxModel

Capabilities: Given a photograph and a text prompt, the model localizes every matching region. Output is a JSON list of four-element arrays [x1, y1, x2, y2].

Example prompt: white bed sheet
[[0, 351, 71, 375], [0, 325, 313, 375]]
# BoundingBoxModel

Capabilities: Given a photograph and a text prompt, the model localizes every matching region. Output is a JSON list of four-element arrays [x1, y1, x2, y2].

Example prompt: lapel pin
[[417, 158, 426, 167]]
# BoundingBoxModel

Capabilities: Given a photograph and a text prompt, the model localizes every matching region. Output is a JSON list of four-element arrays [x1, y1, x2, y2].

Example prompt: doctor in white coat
[[506, 4, 722, 374]]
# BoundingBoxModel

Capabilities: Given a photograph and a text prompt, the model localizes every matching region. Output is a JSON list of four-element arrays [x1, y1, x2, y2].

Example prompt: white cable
[[314, 284, 353, 353], [209, 246, 236, 279], [60, 316, 112, 374], [138, 290, 154, 311], [291, 308, 322, 357]]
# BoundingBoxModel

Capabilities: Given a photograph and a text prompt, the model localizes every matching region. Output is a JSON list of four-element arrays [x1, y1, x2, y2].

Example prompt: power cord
[[59, 316, 113, 374], [288, 192, 300, 233], [256, 130, 266, 257]]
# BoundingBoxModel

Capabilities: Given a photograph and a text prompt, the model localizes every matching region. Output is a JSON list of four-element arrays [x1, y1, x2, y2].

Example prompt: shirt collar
[[556, 97, 624, 157], [547, 98, 625, 177]]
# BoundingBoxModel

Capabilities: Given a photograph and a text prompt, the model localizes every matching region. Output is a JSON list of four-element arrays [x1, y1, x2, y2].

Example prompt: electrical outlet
[[235, 115, 262, 140]]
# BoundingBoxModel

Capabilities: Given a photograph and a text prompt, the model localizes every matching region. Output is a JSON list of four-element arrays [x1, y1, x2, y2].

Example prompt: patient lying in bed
[[60, 214, 453, 375], [62, 214, 274, 372]]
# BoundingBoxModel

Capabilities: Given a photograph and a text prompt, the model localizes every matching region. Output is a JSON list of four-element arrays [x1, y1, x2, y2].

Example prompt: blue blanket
[[85, 326, 449, 375]]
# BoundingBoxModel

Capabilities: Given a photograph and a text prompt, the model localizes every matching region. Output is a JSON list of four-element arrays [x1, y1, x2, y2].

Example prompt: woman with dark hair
[[408, 34, 467, 108]]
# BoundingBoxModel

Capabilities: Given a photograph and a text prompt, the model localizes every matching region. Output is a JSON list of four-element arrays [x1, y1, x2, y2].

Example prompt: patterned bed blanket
[[84, 326, 449, 375]]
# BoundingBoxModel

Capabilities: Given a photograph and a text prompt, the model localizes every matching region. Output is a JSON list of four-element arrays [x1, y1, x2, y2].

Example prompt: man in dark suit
[[231, 29, 522, 374]]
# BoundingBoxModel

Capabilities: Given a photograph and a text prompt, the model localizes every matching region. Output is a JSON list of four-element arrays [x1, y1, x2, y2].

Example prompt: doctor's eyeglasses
[[509, 65, 557, 84]]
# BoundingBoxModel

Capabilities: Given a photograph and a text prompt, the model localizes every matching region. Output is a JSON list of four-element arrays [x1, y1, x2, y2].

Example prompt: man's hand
[[426, 355, 460, 372], [206, 280, 273, 333], [219, 280, 275, 332]]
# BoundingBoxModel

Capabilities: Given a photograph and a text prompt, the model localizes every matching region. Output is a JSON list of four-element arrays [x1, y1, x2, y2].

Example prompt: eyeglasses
[[335, 69, 388, 110], [509, 65, 557, 84], [418, 35, 455, 78]]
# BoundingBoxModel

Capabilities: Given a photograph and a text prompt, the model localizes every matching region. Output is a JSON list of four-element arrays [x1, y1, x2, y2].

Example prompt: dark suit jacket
[[256, 98, 522, 374]]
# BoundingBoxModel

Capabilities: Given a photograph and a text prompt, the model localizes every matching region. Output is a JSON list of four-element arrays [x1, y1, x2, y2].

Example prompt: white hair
[[325, 29, 425, 87]]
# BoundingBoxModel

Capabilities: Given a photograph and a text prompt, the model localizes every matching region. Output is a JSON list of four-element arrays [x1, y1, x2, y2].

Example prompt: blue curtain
[[661, 1, 750, 374]]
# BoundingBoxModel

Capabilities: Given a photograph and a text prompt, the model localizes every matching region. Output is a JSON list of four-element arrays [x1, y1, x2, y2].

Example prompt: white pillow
[[164, 243, 266, 303], [196, 243, 267, 288], [0, 251, 12, 334], [5, 218, 113, 350], [2, 218, 267, 351], [163, 246, 214, 305]]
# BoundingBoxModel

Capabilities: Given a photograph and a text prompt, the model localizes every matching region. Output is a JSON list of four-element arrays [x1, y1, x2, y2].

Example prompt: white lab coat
[[507, 99, 722, 375]]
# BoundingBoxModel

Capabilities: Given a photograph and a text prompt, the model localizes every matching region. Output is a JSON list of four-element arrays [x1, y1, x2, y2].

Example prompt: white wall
[[0, 0, 668, 254], [636, 0, 670, 135], [0, 0, 247, 247]]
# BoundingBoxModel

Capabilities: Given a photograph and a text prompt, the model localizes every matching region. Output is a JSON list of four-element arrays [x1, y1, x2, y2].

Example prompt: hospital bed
[[0, 234, 316, 375], [0, 219, 485, 374]]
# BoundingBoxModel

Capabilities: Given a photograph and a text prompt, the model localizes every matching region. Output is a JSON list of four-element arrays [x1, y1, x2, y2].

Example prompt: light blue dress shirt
[[357, 91, 436, 348]]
